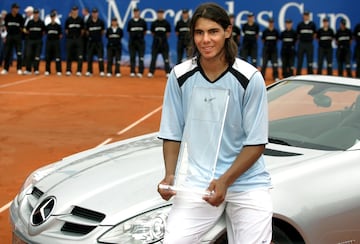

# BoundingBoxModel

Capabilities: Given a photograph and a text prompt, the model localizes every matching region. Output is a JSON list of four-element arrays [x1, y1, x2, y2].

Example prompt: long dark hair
[[188, 2, 238, 64]]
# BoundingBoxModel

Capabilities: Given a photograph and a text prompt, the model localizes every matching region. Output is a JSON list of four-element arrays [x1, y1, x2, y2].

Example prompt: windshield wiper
[[268, 137, 292, 146]]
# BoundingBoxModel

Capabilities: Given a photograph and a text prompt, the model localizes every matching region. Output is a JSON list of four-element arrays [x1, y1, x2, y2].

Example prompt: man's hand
[[157, 175, 176, 201], [203, 179, 227, 207]]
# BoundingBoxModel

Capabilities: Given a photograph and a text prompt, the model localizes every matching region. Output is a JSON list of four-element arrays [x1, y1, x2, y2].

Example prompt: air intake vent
[[71, 206, 106, 222], [61, 222, 97, 235], [31, 187, 44, 199], [264, 148, 302, 157], [60, 206, 106, 236]]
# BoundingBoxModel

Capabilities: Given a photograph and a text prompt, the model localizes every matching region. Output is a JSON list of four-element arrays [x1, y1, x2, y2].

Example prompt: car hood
[[32, 134, 349, 226], [264, 143, 338, 175], [34, 134, 166, 225]]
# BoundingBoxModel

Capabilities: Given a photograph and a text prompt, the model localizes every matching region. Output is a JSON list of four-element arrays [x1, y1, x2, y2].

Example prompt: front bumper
[[10, 195, 110, 244]]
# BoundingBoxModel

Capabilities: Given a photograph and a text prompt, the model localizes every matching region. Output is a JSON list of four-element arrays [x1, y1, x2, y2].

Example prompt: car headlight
[[98, 205, 171, 244]]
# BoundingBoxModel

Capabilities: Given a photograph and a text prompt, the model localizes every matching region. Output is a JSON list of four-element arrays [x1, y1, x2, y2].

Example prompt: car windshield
[[268, 79, 360, 151]]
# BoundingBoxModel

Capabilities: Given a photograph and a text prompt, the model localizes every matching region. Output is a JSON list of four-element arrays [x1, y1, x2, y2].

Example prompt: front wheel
[[272, 225, 305, 244]]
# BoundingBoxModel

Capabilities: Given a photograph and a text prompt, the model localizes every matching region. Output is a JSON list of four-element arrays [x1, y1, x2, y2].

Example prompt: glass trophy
[[160, 87, 230, 196]]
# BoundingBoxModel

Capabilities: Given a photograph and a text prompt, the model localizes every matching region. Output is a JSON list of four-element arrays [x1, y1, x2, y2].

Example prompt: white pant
[[164, 188, 273, 244]]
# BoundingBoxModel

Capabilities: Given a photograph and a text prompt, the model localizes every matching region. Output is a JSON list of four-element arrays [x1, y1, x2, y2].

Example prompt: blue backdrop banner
[[0, 0, 358, 67]]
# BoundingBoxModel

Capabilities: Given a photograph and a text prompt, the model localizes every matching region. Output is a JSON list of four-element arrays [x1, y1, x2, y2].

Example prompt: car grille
[[71, 206, 106, 222], [27, 187, 106, 236], [31, 187, 44, 199], [60, 206, 106, 235], [61, 222, 97, 235]]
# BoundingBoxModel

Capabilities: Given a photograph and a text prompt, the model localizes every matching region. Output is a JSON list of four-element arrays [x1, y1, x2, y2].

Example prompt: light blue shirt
[[159, 57, 271, 192]]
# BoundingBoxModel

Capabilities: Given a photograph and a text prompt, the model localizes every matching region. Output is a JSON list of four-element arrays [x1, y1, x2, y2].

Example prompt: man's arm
[[158, 139, 181, 201]]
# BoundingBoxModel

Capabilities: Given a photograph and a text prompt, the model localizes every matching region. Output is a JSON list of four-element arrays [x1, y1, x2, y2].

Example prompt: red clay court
[[0, 63, 169, 242]]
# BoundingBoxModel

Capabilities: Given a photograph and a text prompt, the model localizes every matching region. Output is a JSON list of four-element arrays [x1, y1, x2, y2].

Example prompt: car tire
[[272, 225, 304, 244]]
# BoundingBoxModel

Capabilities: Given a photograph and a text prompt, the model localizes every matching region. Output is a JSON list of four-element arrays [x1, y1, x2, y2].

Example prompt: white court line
[[0, 201, 12, 214], [96, 138, 113, 147], [117, 105, 162, 135], [0, 90, 134, 98], [96, 105, 163, 147], [0, 90, 163, 99], [0, 76, 43, 88]]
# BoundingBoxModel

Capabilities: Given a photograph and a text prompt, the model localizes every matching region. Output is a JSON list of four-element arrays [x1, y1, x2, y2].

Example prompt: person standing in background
[[1, 3, 24, 75], [316, 17, 334, 75], [148, 9, 171, 78], [229, 14, 241, 56], [44, 9, 61, 26], [296, 11, 316, 75], [64, 5, 84, 76], [175, 9, 191, 64], [85, 7, 105, 77], [106, 17, 123, 77], [335, 18, 352, 77], [45, 11, 62, 76], [240, 12, 259, 67], [127, 7, 147, 78], [0, 10, 7, 67], [82, 7, 90, 62], [280, 19, 297, 78], [261, 17, 279, 81], [23, 6, 33, 27], [353, 22, 360, 78], [23, 8, 45, 75], [22, 6, 33, 68]]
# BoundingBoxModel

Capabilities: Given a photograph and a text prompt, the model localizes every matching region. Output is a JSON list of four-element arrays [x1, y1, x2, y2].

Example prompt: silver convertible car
[[10, 75, 360, 244]]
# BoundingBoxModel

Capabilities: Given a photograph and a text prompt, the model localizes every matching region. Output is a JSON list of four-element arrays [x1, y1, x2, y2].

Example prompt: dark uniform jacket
[[65, 16, 84, 39], [336, 28, 352, 48], [151, 19, 171, 49], [242, 22, 259, 44], [26, 19, 45, 40], [106, 27, 123, 48], [297, 21, 317, 42], [46, 22, 62, 40], [175, 18, 190, 41], [86, 18, 105, 42], [127, 18, 147, 41], [4, 13, 24, 35], [280, 29, 297, 50], [317, 27, 334, 48], [262, 28, 279, 50]]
